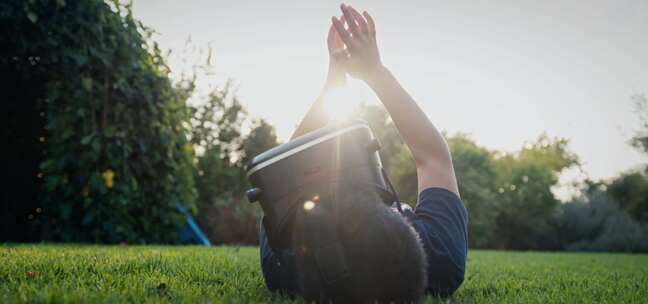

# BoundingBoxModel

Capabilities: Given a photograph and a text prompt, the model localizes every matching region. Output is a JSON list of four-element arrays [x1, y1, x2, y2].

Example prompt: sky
[[132, 0, 648, 184]]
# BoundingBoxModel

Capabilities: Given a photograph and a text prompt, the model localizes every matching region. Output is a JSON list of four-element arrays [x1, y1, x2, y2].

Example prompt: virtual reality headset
[[246, 120, 400, 249]]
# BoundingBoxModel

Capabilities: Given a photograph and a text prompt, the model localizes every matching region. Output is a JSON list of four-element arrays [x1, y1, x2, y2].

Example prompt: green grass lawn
[[1, 245, 647, 303]]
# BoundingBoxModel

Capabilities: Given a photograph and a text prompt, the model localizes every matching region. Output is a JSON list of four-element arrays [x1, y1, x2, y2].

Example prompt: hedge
[[1, 0, 196, 243]]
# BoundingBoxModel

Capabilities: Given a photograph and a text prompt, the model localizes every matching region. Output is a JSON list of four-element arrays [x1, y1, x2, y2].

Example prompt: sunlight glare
[[322, 86, 360, 122]]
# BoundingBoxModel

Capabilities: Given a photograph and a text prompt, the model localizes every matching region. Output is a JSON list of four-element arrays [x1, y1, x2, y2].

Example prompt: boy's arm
[[366, 68, 459, 196], [333, 4, 459, 196], [290, 24, 347, 140]]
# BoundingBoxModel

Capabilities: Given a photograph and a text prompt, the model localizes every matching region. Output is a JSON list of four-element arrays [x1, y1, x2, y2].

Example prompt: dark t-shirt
[[259, 187, 469, 296]]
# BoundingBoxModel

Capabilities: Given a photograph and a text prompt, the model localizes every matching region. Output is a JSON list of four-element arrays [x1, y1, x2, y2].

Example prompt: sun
[[322, 86, 361, 122]]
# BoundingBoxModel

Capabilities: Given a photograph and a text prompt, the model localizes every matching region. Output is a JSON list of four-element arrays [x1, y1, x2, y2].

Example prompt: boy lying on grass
[[259, 4, 468, 303]]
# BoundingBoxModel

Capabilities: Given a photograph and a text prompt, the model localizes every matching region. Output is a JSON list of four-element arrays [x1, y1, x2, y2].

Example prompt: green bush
[[555, 190, 648, 252], [189, 82, 279, 244], [1, 0, 196, 243]]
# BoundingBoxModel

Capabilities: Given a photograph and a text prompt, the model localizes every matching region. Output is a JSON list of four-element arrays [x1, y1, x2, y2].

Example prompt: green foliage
[[241, 119, 280, 166], [606, 171, 648, 222], [190, 81, 246, 158], [2, 245, 647, 303], [390, 145, 419, 204], [630, 94, 648, 153], [543, 93, 648, 252], [554, 190, 648, 252], [189, 83, 279, 244], [490, 135, 579, 249], [597, 94, 648, 222], [551, 94, 648, 251], [191, 83, 248, 202], [1, 0, 196, 243]]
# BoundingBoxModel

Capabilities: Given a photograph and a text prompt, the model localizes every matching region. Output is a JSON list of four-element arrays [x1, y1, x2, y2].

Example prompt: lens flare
[[303, 200, 316, 211]]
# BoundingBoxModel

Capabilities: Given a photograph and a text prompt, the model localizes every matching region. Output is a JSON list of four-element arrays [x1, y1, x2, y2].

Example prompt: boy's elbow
[[427, 258, 466, 297], [445, 263, 466, 296]]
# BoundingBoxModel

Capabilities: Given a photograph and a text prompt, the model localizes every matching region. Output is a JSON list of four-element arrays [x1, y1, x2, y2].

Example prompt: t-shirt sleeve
[[408, 187, 468, 297]]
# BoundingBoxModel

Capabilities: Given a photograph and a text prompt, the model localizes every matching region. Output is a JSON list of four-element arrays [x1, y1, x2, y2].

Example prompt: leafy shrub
[[189, 83, 278, 245], [606, 170, 648, 222], [555, 190, 648, 252], [1, 0, 196, 243]]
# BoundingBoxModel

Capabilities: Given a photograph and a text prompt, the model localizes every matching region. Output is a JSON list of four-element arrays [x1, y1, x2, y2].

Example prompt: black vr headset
[[246, 120, 402, 299]]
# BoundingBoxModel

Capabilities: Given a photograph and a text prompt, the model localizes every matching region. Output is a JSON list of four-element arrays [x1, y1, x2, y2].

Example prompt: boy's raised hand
[[325, 20, 347, 87], [331, 4, 384, 82], [327, 21, 346, 62]]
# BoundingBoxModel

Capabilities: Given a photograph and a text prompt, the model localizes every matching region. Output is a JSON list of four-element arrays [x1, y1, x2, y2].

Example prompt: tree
[[606, 172, 648, 222], [190, 83, 279, 244], [603, 94, 648, 222], [554, 189, 648, 252], [589, 94, 648, 223], [490, 135, 579, 249], [190, 81, 246, 160], [630, 94, 648, 154], [1, 0, 197, 243], [544, 93, 648, 253], [241, 119, 280, 166]]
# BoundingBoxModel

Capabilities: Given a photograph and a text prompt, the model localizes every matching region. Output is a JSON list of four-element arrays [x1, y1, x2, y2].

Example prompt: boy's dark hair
[[292, 185, 427, 303]]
